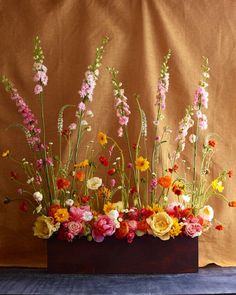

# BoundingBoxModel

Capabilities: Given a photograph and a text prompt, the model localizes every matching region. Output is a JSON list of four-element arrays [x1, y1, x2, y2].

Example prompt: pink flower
[[69, 206, 92, 222], [194, 86, 208, 109], [78, 102, 86, 111], [150, 178, 158, 191], [68, 123, 77, 130], [119, 116, 129, 126], [67, 221, 83, 236], [92, 215, 116, 242], [185, 222, 202, 238], [118, 126, 123, 137], [199, 114, 208, 130], [127, 220, 138, 231], [127, 231, 135, 243], [35, 175, 42, 185], [110, 178, 116, 188], [34, 84, 43, 95]]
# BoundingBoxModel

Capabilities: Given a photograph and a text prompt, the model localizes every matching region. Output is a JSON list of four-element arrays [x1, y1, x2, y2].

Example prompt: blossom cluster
[[1, 37, 235, 245]]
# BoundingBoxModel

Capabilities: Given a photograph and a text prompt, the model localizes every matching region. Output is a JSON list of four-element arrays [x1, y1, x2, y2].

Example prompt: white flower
[[189, 134, 197, 143], [108, 209, 119, 220], [35, 204, 42, 213], [27, 177, 34, 184], [86, 126, 92, 132], [87, 177, 102, 190], [33, 191, 43, 202], [65, 199, 74, 207], [86, 110, 94, 117], [82, 211, 93, 221], [182, 195, 191, 202], [199, 205, 214, 222], [81, 120, 88, 126]]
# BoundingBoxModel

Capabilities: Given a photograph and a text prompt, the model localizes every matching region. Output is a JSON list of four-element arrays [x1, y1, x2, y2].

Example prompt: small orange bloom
[[76, 170, 85, 182], [229, 201, 236, 208], [158, 175, 172, 188], [57, 178, 70, 190]]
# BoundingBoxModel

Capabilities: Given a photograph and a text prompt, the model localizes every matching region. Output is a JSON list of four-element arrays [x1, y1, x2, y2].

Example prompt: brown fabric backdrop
[[0, 0, 236, 268]]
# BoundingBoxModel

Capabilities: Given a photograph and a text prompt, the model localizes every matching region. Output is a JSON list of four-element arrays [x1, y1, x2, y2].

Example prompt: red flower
[[81, 195, 90, 203], [228, 170, 233, 178], [115, 221, 129, 239], [108, 168, 116, 176], [132, 143, 137, 150], [99, 156, 109, 167], [48, 204, 61, 218], [130, 186, 137, 195], [137, 220, 149, 232], [57, 178, 70, 190], [19, 200, 28, 212], [208, 140, 216, 148], [140, 208, 153, 218], [215, 224, 224, 231], [169, 164, 178, 173]]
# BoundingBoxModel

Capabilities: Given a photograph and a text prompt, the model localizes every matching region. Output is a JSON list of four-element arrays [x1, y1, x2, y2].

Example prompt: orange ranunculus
[[115, 221, 129, 239], [158, 175, 172, 188], [54, 208, 70, 223], [76, 170, 85, 181], [137, 220, 149, 232], [48, 204, 61, 218], [57, 178, 70, 190], [229, 201, 236, 208]]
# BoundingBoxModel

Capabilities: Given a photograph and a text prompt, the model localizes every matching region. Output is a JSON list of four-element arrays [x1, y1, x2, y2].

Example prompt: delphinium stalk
[[32, 36, 52, 203], [192, 57, 210, 207], [70, 37, 109, 199], [151, 50, 171, 204]]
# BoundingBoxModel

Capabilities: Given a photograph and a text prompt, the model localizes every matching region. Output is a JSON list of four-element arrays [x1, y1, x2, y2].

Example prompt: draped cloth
[[0, 0, 236, 267]]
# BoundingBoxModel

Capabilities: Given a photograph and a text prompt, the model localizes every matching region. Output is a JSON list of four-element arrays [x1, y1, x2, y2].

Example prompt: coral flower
[[158, 175, 172, 188], [215, 224, 224, 231], [98, 132, 108, 145], [208, 140, 216, 147], [99, 156, 109, 166], [48, 204, 61, 218], [76, 170, 85, 181], [135, 156, 149, 172], [115, 221, 129, 239], [229, 201, 236, 207], [54, 208, 70, 223], [57, 178, 70, 190]]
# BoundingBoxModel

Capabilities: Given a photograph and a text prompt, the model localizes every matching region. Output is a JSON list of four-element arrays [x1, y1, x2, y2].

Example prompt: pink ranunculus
[[184, 222, 202, 238], [166, 202, 184, 216], [69, 206, 91, 222], [67, 221, 83, 236], [92, 215, 116, 242]]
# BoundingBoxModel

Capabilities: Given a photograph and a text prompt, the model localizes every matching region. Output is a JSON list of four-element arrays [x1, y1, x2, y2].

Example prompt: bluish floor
[[0, 265, 236, 295]]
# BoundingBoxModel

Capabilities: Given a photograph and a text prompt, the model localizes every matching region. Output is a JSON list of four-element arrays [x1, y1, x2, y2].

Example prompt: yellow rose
[[33, 216, 59, 239], [146, 212, 173, 240]]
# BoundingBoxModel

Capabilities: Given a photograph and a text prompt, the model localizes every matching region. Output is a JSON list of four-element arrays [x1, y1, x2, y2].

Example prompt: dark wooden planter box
[[47, 235, 198, 274]]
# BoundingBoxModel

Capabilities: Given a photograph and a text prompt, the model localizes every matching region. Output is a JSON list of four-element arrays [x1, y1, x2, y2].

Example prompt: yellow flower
[[103, 202, 116, 214], [33, 216, 59, 239], [148, 204, 163, 213], [212, 179, 224, 192], [97, 186, 111, 200], [74, 159, 89, 168], [98, 131, 108, 145], [146, 212, 173, 240], [54, 208, 70, 223], [170, 218, 183, 238], [2, 150, 10, 158], [135, 156, 149, 172]]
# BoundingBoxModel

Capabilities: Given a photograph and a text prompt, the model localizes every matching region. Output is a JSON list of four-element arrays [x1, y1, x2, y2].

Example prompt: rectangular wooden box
[[47, 235, 198, 274]]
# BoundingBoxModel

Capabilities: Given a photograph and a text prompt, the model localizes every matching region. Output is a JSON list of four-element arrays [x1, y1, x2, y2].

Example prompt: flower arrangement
[[1, 36, 235, 244]]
